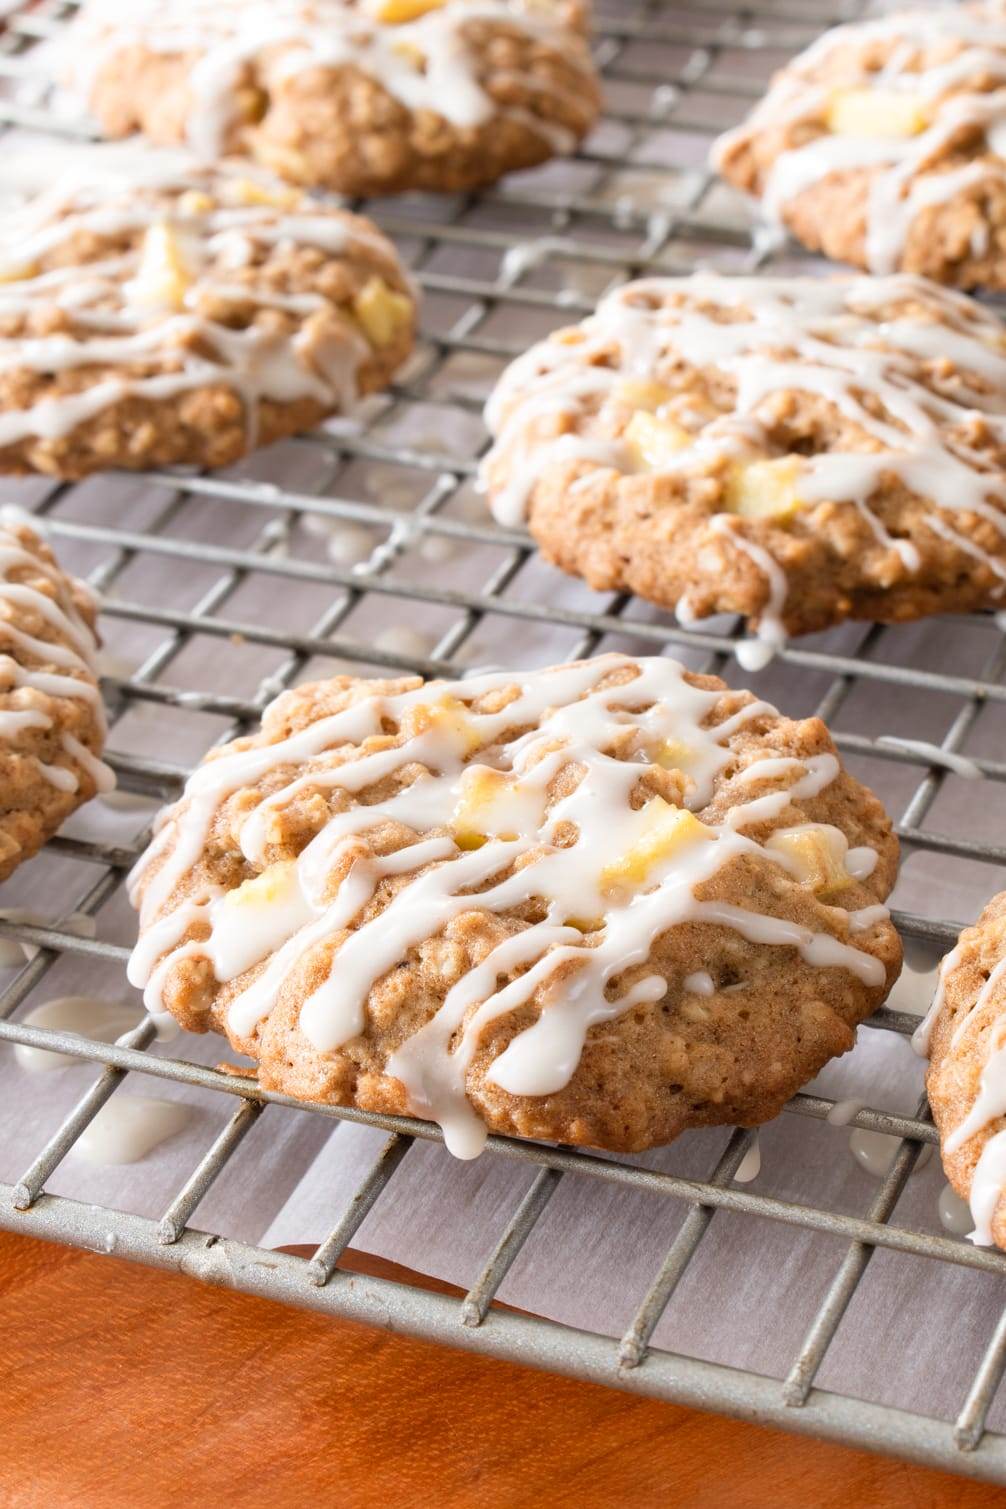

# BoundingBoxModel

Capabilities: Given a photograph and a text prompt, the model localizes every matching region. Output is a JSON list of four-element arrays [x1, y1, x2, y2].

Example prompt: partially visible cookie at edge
[[66, 0, 601, 198], [481, 272, 1006, 664], [0, 144, 417, 478], [0, 509, 113, 881], [921, 892, 1006, 1249], [127, 652, 901, 1158], [713, 3, 1006, 290]]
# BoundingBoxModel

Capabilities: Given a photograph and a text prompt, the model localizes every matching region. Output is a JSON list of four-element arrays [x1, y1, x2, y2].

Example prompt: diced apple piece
[[406, 694, 483, 758], [451, 766, 544, 848], [391, 38, 426, 68], [650, 738, 695, 773], [613, 379, 674, 412], [225, 176, 301, 210], [224, 860, 298, 909], [352, 276, 414, 348], [600, 797, 711, 892], [723, 457, 803, 522], [128, 222, 191, 312], [624, 410, 693, 471], [373, 0, 445, 18], [826, 87, 928, 139], [766, 824, 851, 898], [177, 190, 215, 216]]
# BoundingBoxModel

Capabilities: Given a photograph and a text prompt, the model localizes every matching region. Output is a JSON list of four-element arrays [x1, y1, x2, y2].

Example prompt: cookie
[[713, 3, 1006, 290], [0, 509, 112, 882], [918, 892, 1006, 1249], [66, 0, 601, 198], [0, 145, 416, 479], [127, 652, 900, 1158], [480, 272, 1006, 666]]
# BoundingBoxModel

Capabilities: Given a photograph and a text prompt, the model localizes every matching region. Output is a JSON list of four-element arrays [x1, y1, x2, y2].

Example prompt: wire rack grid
[[2, 0, 1006, 1485]]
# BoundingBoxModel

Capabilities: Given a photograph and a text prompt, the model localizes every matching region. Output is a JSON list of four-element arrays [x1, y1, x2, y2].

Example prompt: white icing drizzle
[[66, 0, 593, 157], [712, 5, 1006, 276], [710, 518, 788, 671], [968, 1128, 1006, 1245], [912, 942, 957, 1057], [481, 273, 1006, 660], [847, 904, 891, 934], [0, 508, 113, 798], [946, 1015, 1006, 1156], [0, 145, 403, 450], [127, 653, 889, 1158]]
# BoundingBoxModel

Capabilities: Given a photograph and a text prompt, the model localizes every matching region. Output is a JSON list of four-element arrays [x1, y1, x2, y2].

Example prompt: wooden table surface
[[0, 1227, 1000, 1509]]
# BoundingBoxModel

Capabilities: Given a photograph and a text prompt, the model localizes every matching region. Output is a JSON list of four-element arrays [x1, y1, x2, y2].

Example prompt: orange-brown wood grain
[[0, 1228, 1000, 1509]]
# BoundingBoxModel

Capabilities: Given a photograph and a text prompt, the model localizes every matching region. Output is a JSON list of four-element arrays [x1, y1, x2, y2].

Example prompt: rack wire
[[3, 0, 1006, 1484]]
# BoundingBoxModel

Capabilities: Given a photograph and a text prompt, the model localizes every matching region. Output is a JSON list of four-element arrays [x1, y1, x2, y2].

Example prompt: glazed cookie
[[0, 510, 113, 881], [713, 3, 1006, 290], [127, 653, 900, 1157], [916, 893, 1006, 1248], [481, 273, 1006, 665], [0, 145, 416, 479], [65, 0, 601, 198]]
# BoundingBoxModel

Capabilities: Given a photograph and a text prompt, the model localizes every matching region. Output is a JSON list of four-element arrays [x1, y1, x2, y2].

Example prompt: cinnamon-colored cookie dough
[[0, 511, 112, 881], [128, 653, 900, 1157], [0, 145, 416, 479], [481, 273, 1006, 665], [67, 0, 601, 198], [713, 3, 1006, 290]]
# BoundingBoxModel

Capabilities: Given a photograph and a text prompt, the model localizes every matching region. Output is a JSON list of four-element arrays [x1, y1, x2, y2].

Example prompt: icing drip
[[849, 1126, 932, 1179], [66, 0, 593, 156], [734, 1135, 761, 1183], [938, 1181, 973, 1236], [14, 995, 143, 1072], [73, 1095, 192, 1165], [128, 653, 890, 1158], [826, 1097, 864, 1127], [0, 146, 403, 449], [0, 508, 113, 798], [482, 273, 1006, 659], [712, 5, 1006, 276]]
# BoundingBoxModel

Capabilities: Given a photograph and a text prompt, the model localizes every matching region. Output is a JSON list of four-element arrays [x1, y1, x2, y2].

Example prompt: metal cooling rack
[[2, 0, 1006, 1484]]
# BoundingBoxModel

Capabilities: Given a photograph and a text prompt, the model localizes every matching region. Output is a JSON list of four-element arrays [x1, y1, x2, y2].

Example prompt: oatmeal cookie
[[920, 892, 1006, 1249], [127, 653, 900, 1157], [0, 145, 416, 479], [481, 273, 1006, 665], [0, 509, 112, 881], [713, 3, 1006, 290], [65, 0, 601, 198]]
